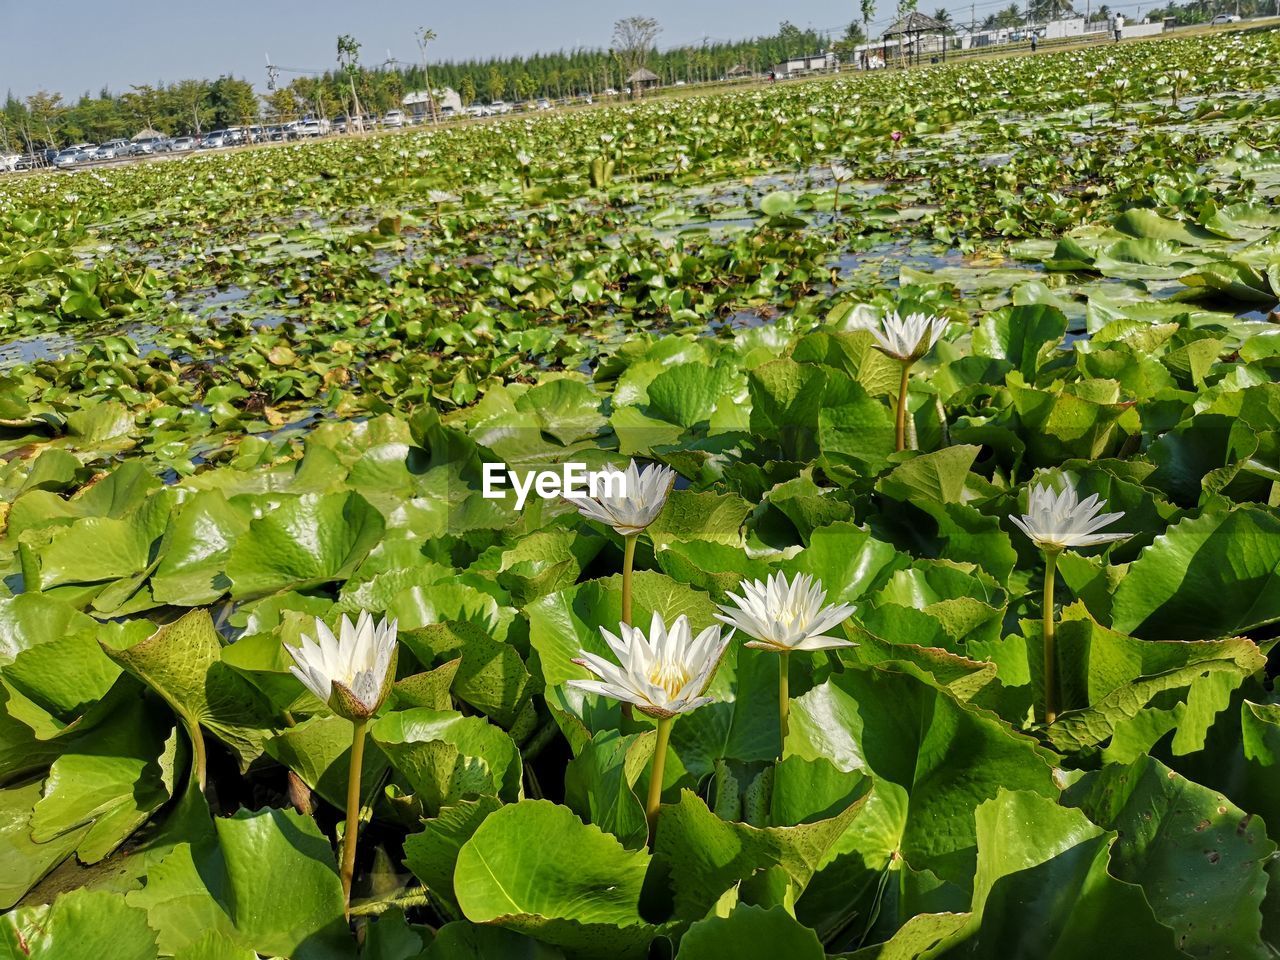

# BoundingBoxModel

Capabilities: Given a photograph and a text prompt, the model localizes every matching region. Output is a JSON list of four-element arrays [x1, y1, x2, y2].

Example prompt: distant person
[[1114, 14, 1125, 40], [1030, 34, 1038, 52]]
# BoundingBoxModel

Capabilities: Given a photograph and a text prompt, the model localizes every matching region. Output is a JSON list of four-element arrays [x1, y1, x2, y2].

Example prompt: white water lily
[[571, 459, 676, 536], [856, 309, 951, 362], [568, 612, 731, 718], [830, 162, 854, 183], [717, 572, 856, 653], [287, 612, 398, 719], [427, 189, 456, 204], [1011, 480, 1129, 551]]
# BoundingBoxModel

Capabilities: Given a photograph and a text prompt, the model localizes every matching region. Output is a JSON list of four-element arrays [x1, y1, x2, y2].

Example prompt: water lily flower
[[427, 189, 456, 205], [859, 310, 950, 364], [716, 572, 855, 654], [573, 459, 676, 630], [572, 459, 675, 538], [1012, 479, 1128, 726], [855, 310, 951, 451], [569, 612, 731, 718], [286, 612, 397, 915], [1011, 481, 1129, 551], [716, 572, 854, 751], [569, 612, 731, 837], [287, 612, 398, 720], [830, 163, 854, 218]]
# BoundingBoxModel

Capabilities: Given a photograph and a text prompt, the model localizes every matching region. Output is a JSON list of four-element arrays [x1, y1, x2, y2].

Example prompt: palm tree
[[1031, 0, 1075, 20]]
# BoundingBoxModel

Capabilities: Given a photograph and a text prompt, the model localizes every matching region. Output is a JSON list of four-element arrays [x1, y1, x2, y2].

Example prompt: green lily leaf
[[226, 491, 385, 599], [454, 800, 658, 959], [101, 609, 276, 774]]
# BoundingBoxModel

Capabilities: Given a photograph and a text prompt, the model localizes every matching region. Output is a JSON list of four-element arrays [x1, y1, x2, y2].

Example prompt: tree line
[[2, 21, 848, 151]]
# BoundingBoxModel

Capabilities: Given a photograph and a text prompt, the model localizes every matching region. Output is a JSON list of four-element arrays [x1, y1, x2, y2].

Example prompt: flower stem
[[778, 652, 790, 754], [1042, 550, 1060, 725], [895, 361, 913, 453], [622, 534, 638, 626], [340, 718, 369, 918], [189, 720, 207, 792], [645, 716, 674, 842], [621, 534, 639, 723]]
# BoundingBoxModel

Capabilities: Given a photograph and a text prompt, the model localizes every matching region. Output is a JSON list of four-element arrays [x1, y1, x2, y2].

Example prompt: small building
[[403, 87, 462, 120], [726, 63, 754, 80], [626, 67, 661, 95], [882, 11, 952, 65], [772, 52, 838, 77], [1044, 16, 1086, 39]]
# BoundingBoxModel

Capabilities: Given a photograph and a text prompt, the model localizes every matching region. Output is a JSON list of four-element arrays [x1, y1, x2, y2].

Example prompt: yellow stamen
[[648, 659, 692, 698]]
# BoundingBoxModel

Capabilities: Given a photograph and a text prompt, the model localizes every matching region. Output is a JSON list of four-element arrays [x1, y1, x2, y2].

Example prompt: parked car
[[1211, 13, 1241, 23], [535, 98, 552, 110], [130, 137, 167, 156], [382, 110, 406, 128], [200, 130, 228, 148], [94, 139, 130, 160], [295, 119, 331, 137], [53, 148, 90, 168], [169, 136, 197, 152], [15, 152, 49, 170], [0, 153, 19, 172]]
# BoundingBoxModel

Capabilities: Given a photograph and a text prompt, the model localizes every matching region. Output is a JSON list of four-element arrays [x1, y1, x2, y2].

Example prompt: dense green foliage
[[1, 24, 1280, 959]]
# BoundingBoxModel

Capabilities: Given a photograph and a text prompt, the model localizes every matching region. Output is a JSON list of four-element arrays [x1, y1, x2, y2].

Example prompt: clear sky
[[1, 0, 882, 100]]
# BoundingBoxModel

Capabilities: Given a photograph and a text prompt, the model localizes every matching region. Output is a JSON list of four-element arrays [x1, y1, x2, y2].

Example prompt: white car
[[382, 110, 406, 128], [1211, 13, 1240, 23]]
